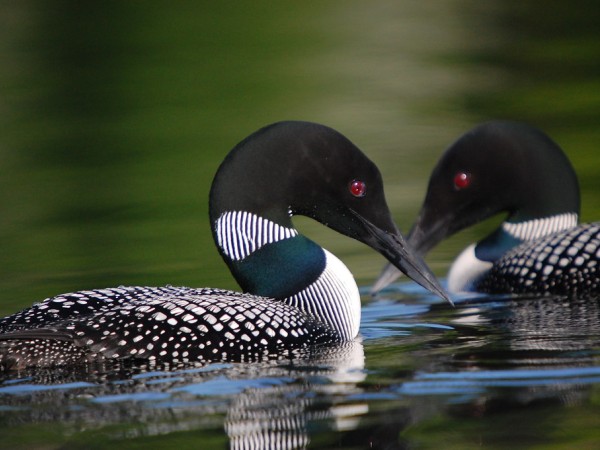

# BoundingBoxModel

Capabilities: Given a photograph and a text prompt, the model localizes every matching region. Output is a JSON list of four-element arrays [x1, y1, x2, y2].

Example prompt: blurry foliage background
[[0, 0, 599, 314]]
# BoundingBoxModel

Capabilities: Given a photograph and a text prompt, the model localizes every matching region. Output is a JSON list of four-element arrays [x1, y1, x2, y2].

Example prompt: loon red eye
[[349, 179, 367, 197], [453, 172, 471, 190]]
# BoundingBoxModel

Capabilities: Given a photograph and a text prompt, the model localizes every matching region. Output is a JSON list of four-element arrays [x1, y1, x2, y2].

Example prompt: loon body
[[374, 121, 600, 297], [0, 121, 448, 370]]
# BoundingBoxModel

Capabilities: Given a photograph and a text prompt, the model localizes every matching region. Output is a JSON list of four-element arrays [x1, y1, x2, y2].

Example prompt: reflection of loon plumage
[[226, 340, 366, 450], [375, 121, 600, 297], [489, 297, 600, 353], [0, 121, 449, 370], [0, 339, 368, 449]]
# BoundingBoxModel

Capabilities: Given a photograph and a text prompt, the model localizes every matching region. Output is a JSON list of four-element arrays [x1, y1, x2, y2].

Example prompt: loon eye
[[349, 179, 367, 197], [453, 172, 471, 190]]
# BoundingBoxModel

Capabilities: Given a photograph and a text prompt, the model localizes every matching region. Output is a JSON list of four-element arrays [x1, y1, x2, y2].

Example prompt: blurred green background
[[0, 0, 599, 315]]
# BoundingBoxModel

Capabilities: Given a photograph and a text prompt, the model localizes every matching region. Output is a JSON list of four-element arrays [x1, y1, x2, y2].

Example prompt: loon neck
[[214, 210, 360, 340], [502, 212, 579, 241], [285, 248, 360, 340], [449, 212, 579, 292], [475, 212, 579, 263]]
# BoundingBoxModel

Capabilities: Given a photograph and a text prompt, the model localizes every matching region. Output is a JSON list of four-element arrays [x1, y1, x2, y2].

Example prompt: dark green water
[[1, 1, 599, 448]]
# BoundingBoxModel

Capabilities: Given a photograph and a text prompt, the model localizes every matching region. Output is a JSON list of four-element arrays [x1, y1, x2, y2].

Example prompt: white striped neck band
[[215, 211, 298, 261], [502, 212, 578, 241], [284, 249, 360, 340]]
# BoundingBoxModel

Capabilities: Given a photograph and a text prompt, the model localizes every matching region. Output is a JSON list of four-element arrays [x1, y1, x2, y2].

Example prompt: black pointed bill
[[371, 210, 455, 295], [350, 210, 453, 306]]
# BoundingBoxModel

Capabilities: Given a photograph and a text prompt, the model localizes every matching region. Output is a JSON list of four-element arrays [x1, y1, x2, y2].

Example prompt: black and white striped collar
[[502, 212, 578, 241], [214, 210, 361, 340], [215, 211, 298, 261]]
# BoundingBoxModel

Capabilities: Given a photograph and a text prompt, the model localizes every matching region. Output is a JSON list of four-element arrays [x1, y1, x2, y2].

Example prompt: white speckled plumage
[[447, 213, 585, 293], [0, 286, 340, 370], [478, 223, 600, 295]]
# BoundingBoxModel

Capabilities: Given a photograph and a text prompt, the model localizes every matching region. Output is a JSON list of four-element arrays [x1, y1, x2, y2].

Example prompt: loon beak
[[371, 262, 404, 295], [353, 211, 453, 306], [371, 211, 453, 298]]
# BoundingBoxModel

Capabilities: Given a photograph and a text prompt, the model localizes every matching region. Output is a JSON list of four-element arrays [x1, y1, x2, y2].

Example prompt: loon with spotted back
[[0, 121, 450, 370], [374, 121, 600, 297]]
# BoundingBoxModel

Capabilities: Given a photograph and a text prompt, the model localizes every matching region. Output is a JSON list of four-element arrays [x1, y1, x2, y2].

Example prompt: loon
[[0, 121, 449, 370], [373, 121, 600, 297]]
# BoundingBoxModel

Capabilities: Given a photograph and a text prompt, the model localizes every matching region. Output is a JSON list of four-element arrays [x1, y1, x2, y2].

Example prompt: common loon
[[374, 121, 600, 297], [0, 121, 449, 370]]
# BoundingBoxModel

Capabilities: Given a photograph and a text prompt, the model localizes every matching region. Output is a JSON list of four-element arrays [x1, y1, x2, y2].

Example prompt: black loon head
[[409, 121, 580, 253], [373, 121, 580, 292], [209, 121, 449, 303]]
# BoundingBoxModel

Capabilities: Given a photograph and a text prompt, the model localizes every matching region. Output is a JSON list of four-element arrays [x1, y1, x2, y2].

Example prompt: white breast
[[447, 244, 493, 293], [285, 249, 361, 340]]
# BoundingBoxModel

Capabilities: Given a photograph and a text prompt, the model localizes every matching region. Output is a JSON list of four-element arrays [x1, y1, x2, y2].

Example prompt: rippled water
[[1, 288, 600, 448], [1, 1, 600, 448]]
